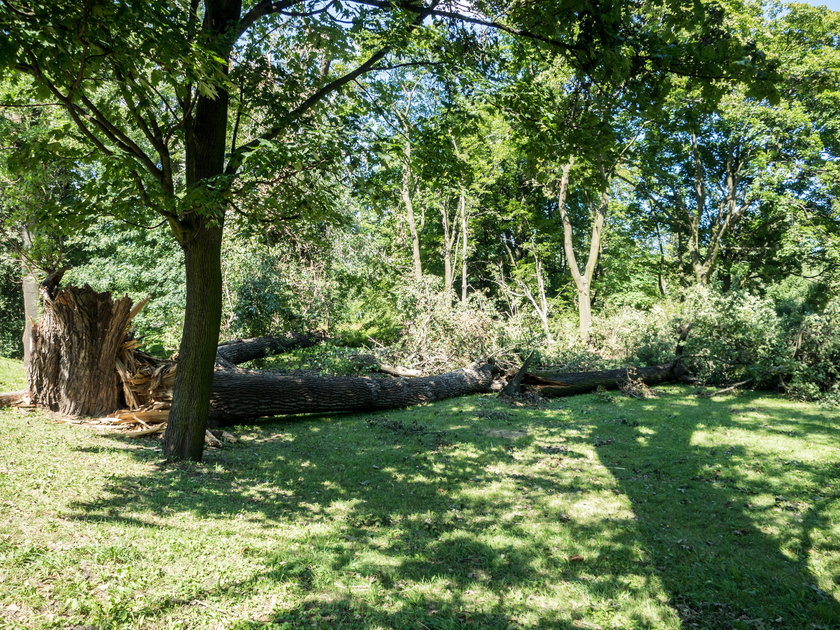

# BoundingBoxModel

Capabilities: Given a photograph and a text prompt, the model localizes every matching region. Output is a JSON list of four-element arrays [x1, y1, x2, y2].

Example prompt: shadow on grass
[[63, 402, 676, 629], [62, 392, 840, 629], [588, 392, 840, 629]]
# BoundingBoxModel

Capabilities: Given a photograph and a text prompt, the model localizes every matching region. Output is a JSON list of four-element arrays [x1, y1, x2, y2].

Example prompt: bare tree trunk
[[441, 198, 456, 296], [21, 226, 38, 371], [459, 185, 468, 302], [528, 254, 553, 342], [501, 235, 552, 341], [396, 82, 424, 284], [688, 131, 708, 284], [29, 283, 136, 417], [557, 160, 607, 344], [402, 137, 423, 282], [654, 221, 669, 297]]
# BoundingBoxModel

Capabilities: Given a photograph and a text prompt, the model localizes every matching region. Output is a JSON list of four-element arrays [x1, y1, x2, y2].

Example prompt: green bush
[[222, 240, 338, 339], [788, 296, 840, 401], [677, 287, 789, 387], [385, 276, 532, 372], [0, 249, 23, 358]]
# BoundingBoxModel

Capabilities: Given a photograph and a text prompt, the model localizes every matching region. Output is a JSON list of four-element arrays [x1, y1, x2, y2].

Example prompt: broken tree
[[5, 286, 690, 437], [28, 279, 147, 417], [120, 336, 498, 425], [10, 285, 501, 426]]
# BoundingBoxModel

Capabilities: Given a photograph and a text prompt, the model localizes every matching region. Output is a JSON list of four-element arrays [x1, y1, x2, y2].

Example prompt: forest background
[[0, 0, 838, 412]]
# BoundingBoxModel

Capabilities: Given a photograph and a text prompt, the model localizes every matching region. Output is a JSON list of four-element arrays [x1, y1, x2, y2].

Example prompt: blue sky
[[798, 0, 840, 11]]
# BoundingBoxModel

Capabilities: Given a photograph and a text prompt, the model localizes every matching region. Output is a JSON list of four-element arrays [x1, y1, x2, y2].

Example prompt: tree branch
[[226, 40, 395, 175], [352, 0, 585, 55], [237, 0, 303, 39]]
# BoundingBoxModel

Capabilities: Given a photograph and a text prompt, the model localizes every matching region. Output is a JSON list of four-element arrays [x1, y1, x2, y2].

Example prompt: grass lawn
[[1, 359, 839, 629]]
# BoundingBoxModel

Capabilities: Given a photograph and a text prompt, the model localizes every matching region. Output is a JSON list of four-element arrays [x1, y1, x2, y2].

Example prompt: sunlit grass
[[0, 357, 26, 390], [1, 360, 838, 629]]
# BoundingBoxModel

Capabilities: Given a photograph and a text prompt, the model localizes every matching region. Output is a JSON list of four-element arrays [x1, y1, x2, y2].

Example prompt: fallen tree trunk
[[162, 362, 495, 424], [18, 285, 692, 431], [523, 361, 685, 397], [106, 361, 498, 428], [0, 390, 27, 407], [215, 333, 321, 367]]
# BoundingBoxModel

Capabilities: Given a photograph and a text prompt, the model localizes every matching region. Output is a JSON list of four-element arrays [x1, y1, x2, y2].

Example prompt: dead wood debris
[[619, 367, 658, 400], [0, 390, 30, 407], [93, 409, 237, 447], [698, 378, 753, 398]]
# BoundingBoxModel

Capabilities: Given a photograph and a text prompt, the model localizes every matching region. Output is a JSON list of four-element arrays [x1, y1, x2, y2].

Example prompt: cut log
[[523, 361, 685, 397], [206, 361, 498, 424], [215, 333, 321, 366]]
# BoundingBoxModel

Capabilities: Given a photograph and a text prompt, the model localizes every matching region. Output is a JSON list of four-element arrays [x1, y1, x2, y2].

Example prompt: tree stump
[[28, 284, 136, 417]]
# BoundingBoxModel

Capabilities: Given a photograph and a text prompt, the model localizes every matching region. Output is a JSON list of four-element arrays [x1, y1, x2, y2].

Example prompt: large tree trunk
[[523, 361, 685, 397], [117, 357, 497, 426], [21, 226, 38, 371], [28, 284, 136, 416], [162, 0, 242, 461], [205, 362, 497, 424]]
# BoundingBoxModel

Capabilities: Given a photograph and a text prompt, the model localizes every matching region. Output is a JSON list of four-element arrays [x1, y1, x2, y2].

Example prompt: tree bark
[[216, 332, 321, 366], [164, 221, 225, 460], [441, 197, 456, 296], [523, 361, 685, 397], [28, 284, 136, 416], [162, 0, 242, 461], [558, 160, 608, 344], [458, 185, 468, 302], [206, 362, 498, 424], [402, 145, 423, 282], [21, 226, 38, 371]]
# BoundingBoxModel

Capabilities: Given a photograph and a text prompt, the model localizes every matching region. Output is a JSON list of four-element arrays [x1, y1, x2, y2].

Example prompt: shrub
[[788, 296, 840, 401], [673, 287, 789, 387], [386, 277, 530, 372]]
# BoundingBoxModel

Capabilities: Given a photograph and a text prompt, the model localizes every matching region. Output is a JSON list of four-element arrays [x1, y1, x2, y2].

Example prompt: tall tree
[[1, 0, 773, 460]]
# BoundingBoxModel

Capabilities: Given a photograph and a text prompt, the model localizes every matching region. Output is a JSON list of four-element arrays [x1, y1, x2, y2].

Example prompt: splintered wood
[[114, 337, 177, 407], [102, 323, 236, 445], [99, 409, 170, 436], [95, 409, 236, 447]]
